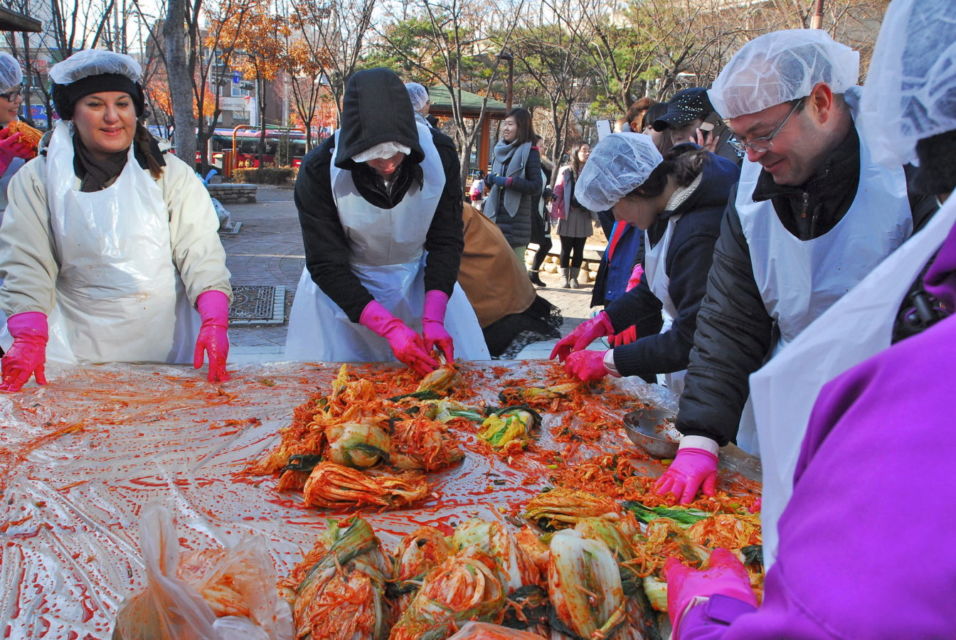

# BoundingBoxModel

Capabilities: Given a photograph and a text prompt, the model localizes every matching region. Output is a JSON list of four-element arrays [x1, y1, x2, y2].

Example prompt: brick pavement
[[223, 186, 605, 363]]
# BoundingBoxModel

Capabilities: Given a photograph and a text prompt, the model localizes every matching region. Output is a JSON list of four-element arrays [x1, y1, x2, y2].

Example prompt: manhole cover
[[229, 285, 286, 325]]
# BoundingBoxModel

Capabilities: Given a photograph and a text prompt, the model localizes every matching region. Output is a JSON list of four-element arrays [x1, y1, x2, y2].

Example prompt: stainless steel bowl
[[623, 406, 679, 459]]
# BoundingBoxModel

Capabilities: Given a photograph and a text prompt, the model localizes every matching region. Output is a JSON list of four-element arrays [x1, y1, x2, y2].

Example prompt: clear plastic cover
[[860, 0, 956, 167], [708, 29, 859, 119], [0, 360, 739, 637], [0, 52, 22, 94], [574, 133, 663, 212], [404, 82, 429, 113], [48, 49, 142, 85]]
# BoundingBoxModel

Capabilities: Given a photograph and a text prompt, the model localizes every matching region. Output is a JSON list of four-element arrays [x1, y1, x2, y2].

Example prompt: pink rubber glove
[[565, 349, 609, 382], [654, 447, 718, 504], [625, 264, 644, 292], [422, 289, 454, 363], [360, 300, 439, 375], [610, 325, 638, 347], [193, 290, 230, 383], [549, 311, 615, 362], [664, 548, 757, 638], [0, 311, 48, 392]]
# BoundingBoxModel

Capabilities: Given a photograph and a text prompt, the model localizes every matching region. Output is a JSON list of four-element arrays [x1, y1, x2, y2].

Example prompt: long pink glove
[[0, 132, 31, 174], [0, 311, 48, 392], [664, 548, 757, 638], [565, 349, 609, 382], [549, 311, 614, 362], [360, 300, 439, 375], [654, 447, 718, 504], [422, 290, 454, 363], [193, 290, 230, 383]]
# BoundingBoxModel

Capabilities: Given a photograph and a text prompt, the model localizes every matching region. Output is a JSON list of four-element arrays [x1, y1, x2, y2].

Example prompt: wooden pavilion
[[427, 85, 508, 173]]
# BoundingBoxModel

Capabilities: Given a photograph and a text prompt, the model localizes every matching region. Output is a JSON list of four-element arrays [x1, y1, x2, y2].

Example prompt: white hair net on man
[[0, 53, 22, 95], [404, 82, 429, 114], [575, 133, 663, 212], [860, 0, 956, 168], [708, 29, 859, 119], [49, 49, 142, 85]]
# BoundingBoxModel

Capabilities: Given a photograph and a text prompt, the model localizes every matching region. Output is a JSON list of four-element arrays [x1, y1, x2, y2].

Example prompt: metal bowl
[[623, 406, 680, 459]]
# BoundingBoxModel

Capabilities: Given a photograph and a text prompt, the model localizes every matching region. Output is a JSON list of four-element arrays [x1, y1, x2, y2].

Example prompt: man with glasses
[[654, 29, 937, 506]]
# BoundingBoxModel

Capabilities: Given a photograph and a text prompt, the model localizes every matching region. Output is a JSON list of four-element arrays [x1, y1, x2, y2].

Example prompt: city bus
[[196, 128, 318, 169]]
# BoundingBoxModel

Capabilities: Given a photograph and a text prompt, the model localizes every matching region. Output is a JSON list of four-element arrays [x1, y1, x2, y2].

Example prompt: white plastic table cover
[[0, 360, 682, 639]]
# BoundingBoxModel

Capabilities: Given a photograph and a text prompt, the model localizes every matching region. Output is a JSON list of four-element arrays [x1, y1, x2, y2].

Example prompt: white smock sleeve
[[0, 157, 59, 316], [159, 153, 232, 304]]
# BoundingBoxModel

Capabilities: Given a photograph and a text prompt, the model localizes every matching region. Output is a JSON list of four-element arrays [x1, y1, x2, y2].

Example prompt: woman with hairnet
[[0, 50, 232, 391], [285, 68, 488, 372], [549, 134, 739, 391], [661, 1, 956, 637], [0, 52, 37, 213]]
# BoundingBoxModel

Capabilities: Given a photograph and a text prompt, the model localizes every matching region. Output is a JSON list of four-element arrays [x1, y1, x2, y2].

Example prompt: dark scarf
[[72, 126, 166, 192]]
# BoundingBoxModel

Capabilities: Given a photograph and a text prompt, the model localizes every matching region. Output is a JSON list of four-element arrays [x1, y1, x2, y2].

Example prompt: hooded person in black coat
[[285, 67, 488, 370]]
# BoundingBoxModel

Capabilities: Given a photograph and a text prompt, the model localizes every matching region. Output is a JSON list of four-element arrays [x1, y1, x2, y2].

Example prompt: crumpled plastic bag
[[111, 503, 293, 640]]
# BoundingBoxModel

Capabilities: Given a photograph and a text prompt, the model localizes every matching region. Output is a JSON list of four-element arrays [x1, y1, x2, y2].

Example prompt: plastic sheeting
[[0, 360, 727, 639]]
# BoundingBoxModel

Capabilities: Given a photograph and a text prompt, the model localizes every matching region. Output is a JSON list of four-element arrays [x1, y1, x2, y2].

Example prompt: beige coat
[[0, 151, 231, 317], [459, 203, 535, 327]]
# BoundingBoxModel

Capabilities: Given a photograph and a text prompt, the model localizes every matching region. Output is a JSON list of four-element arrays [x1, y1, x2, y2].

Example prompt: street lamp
[[497, 49, 514, 110]]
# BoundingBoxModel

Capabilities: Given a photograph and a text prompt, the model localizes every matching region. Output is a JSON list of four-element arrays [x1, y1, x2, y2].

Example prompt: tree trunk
[[164, 0, 196, 168]]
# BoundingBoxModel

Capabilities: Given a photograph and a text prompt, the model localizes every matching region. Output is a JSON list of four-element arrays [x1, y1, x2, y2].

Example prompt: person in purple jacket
[[663, 0, 956, 636]]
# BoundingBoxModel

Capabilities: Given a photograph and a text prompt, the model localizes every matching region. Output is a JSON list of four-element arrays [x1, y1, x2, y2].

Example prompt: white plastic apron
[[733, 120, 912, 455], [285, 122, 488, 362], [643, 215, 685, 395], [752, 195, 956, 569], [0, 122, 200, 364]]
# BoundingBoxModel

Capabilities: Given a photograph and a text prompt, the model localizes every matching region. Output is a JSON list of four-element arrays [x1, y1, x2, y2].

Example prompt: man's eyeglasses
[[0, 86, 22, 101], [729, 97, 806, 154]]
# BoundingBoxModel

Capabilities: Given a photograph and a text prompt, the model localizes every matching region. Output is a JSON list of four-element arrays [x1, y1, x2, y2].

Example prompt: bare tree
[[374, 0, 525, 182], [165, 0, 196, 164]]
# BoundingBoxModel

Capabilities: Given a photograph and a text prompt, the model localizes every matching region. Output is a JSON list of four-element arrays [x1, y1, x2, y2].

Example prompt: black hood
[[335, 68, 424, 170]]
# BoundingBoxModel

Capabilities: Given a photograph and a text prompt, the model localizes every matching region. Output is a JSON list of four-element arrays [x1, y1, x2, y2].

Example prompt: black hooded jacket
[[606, 152, 740, 376], [293, 68, 464, 322]]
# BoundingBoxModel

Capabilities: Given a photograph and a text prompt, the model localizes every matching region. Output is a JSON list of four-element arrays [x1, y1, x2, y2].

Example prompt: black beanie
[[52, 73, 145, 120]]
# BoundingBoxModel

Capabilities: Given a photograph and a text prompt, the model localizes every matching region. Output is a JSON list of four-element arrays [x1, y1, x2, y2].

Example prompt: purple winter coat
[[680, 218, 956, 639]]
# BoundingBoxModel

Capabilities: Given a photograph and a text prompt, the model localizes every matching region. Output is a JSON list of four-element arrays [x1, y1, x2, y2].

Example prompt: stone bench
[[207, 183, 257, 204]]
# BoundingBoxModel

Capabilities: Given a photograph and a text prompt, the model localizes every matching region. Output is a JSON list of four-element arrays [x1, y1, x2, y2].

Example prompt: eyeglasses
[[729, 97, 805, 154], [0, 86, 22, 101]]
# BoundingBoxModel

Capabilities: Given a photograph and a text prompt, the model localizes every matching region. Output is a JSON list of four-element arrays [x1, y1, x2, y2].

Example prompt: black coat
[[606, 152, 740, 377], [677, 123, 939, 446], [294, 69, 463, 323], [487, 145, 542, 247]]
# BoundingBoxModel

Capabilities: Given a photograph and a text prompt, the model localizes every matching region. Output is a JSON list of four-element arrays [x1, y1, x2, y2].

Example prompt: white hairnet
[[575, 133, 663, 211], [352, 141, 411, 163], [0, 53, 22, 94], [49, 49, 142, 85], [860, 0, 956, 167], [709, 29, 859, 119], [405, 82, 429, 114]]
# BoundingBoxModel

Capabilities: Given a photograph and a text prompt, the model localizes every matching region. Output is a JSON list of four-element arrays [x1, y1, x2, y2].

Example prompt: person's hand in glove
[[664, 548, 758, 638], [360, 300, 439, 375], [422, 290, 454, 363], [0, 132, 32, 174], [0, 311, 48, 392], [484, 173, 510, 188], [565, 349, 612, 382], [193, 290, 231, 383], [549, 311, 614, 362], [654, 446, 718, 504]]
